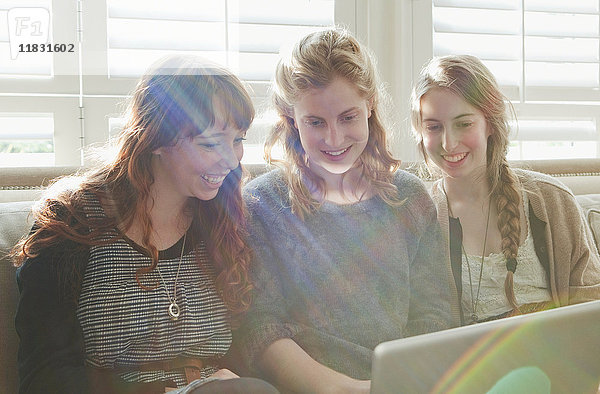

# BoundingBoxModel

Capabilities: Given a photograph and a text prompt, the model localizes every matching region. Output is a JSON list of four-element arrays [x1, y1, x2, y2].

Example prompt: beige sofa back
[[1, 159, 599, 393]]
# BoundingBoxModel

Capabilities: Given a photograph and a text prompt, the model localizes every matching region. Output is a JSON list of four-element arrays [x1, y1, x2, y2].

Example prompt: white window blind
[[432, 0, 600, 159], [0, 0, 81, 167], [0, 0, 343, 167], [101, 0, 337, 164], [106, 0, 334, 81]]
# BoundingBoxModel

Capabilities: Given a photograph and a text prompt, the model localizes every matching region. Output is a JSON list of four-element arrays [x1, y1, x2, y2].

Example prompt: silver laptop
[[371, 300, 600, 394]]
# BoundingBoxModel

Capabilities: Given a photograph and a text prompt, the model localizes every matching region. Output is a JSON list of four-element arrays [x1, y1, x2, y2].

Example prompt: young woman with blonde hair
[[13, 55, 278, 393], [411, 54, 600, 325], [238, 28, 454, 393]]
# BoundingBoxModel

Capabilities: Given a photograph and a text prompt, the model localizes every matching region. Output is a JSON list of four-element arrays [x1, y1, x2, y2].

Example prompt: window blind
[[0, 0, 342, 167], [106, 0, 334, 81], [103, 0, 336, 164], [0, 0, 68, 166], [433, 0, 600, 93], [432, 0, 600, 159]]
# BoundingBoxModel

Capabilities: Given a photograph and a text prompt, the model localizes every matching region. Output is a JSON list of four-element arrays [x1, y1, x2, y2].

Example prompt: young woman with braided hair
[[411, 54, 600, 325]]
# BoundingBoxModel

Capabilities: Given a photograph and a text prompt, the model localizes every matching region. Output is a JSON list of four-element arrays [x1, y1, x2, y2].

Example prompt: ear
[[367, 98, 374, 118], [152, 147, 163, 156]]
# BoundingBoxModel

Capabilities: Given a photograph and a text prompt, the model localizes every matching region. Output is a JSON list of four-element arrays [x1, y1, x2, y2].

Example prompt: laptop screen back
[[371, 300, 600, 394]]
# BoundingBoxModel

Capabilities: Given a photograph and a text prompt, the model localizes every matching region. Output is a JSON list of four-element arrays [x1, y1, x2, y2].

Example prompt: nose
[[219, 144, 240, 170], [324, 123, 343, 147], [441, 128, 458, 152]]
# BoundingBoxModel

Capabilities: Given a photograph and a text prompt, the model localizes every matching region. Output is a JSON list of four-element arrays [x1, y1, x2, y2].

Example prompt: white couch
[[1, 159, 599, 393]]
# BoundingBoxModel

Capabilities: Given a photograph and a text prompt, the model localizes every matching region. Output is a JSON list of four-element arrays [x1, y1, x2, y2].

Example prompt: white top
[[461, 192, 553, 324]]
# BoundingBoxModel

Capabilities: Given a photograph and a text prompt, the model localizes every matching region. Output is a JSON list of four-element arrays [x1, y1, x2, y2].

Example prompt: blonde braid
[[494, 161, 522, 312]]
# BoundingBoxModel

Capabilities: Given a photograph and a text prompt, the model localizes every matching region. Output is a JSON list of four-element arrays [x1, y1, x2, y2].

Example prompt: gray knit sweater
[[238, 169, 454, 380]]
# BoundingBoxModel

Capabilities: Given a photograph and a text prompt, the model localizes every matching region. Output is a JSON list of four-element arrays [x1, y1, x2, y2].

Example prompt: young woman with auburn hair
[[411, 54, 600, 326], [13, 55, 277, 394]]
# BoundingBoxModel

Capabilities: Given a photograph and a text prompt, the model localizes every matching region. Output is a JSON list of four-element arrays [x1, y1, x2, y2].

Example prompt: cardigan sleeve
[[523, 171, 600, 305], [15, 229, 167, 394]]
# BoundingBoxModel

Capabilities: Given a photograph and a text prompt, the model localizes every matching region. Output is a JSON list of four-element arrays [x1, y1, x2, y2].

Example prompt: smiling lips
[[201, 173, 227, 185], [443, 152, 468, 163], [323, 146, 350, 159]]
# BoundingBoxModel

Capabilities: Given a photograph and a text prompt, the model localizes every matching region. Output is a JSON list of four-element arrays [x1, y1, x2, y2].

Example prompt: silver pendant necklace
[[156, 232, 187, 320], [444, 186, 491, 323], [462, 199, 491, 323]]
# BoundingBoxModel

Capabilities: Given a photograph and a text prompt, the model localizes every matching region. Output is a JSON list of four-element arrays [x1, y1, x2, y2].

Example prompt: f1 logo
[[7, 8, 50, 60]]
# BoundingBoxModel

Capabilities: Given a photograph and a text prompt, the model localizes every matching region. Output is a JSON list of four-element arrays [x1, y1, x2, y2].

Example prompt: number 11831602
[[18, 43, 75, 53]]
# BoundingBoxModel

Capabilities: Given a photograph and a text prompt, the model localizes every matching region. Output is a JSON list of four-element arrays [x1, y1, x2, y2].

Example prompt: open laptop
[[371, 300, 600, 394]]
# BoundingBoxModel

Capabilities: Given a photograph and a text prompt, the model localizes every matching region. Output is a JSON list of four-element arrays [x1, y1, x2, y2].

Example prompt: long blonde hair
[[13, 55, 255, 314], [411, 55, 521, 311], [265, 27, 401, 219]]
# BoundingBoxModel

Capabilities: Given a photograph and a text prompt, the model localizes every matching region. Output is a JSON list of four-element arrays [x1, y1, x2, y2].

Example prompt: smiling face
[[292, 77, 371, 180], [419, 87, 490, 180], [152, 101, 246, 202]]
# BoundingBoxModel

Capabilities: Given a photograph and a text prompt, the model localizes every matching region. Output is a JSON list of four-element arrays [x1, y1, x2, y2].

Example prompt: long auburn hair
[[13, 55, 255, 315], [411, 54, 522, 312], [265, 27, 402, 219]]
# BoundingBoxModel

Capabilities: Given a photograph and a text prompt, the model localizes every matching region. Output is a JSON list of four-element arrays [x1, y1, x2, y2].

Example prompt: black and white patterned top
[[76, 192, 231, 388]]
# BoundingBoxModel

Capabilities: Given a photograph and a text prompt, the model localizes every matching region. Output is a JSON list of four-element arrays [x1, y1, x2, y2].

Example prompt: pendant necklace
[[463, 198, 491, 323], [444, 187, 492, 323], [156, 232, 187, 321]]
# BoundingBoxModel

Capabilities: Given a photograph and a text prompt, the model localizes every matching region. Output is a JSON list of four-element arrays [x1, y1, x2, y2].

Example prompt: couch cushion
[[575, 194, 600, 254], [0, 200, 35, 394], [0, 201, 35, 250]]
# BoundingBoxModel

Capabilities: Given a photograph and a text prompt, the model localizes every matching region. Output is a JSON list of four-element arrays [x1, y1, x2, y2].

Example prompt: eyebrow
[[339, 107, 360, 116], [195, 132, 226, 139], [301, 107, 361, 119], [302, 115, 324, 120], [422, 113, 475, 122], [195, 129, 246, 139]]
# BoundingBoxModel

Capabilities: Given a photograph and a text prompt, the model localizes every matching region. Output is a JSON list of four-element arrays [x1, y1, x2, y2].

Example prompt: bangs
[[184, 75, 254, 137], [153, 72, 254, 140], [212, 76, 254, 132]]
